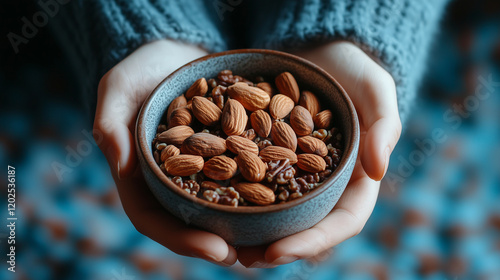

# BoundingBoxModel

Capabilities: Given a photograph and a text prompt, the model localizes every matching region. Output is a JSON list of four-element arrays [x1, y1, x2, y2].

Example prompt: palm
[[237, 42, 401, 267]]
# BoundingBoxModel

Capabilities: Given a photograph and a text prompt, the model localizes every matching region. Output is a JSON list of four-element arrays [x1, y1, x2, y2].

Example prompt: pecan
[[157, 124, 167, 133], [255, 137, 273, 150], [219, 196, 238, 207], [278, 189, 289, 201], [212, 86, 226, 110], [241, 128, 257, 141], [203, 190, 220, 203], [312, 129, 328, 141]]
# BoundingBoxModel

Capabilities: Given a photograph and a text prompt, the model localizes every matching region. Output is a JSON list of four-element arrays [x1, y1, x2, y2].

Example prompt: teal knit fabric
[[49, 0, 451, 121], [247, 0, 451, 121]]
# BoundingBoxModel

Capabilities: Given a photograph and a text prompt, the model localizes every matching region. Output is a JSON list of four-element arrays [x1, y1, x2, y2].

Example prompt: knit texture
[[248, 0, 451, 122], [49, 0, 227, 116]]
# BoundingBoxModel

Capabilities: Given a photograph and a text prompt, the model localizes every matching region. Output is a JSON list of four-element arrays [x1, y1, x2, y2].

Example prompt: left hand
[[237, 41, 402, 268]]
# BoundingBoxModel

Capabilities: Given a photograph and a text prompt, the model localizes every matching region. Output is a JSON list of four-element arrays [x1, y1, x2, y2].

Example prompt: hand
[[237, 41, 402, 268], [94, 40, 237, 266]]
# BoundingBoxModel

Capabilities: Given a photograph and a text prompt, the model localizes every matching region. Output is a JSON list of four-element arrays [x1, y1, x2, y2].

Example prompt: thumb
[[94, 71, 140, 180], [361, 116, 401, 181]]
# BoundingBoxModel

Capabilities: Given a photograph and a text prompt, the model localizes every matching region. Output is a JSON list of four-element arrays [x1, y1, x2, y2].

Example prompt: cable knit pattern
[[249, 0, 451, 122], [49, 0, 226, 115]]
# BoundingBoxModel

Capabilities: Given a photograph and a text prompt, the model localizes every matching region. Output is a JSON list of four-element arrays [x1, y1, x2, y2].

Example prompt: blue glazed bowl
[[136, 49, 359, 246]]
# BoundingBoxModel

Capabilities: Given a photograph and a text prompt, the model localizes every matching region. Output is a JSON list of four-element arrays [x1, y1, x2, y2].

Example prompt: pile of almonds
[[152, 70, 343, 207]]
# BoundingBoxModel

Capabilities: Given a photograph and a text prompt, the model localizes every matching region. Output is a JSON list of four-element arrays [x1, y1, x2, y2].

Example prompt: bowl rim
[[136, 49, 359, 214]]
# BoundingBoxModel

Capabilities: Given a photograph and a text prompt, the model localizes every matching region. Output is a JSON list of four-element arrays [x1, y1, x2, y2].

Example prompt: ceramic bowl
[[136, 49, 359, 246]]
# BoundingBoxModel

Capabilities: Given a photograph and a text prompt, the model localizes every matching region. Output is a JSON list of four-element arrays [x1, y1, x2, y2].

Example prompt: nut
[[161, 145, 180, 162], [157, 125, 194, 147], [297, 154, 326, 173], [250, 110, 272, 138], [236, 151, 266, 182], [191, 96, 222, 126], [185, 78, 208, 100], [227, 82, 270, 111], [271, 121, 297, 152], [299, 90, 320, 117], [275, 72, 300, 104], [154, 69, 343, 207], [164, 155, 204, 176], [226, 135, 259, 155], [290, 105, 314, 136], [313, 110, 333, 129], [221, 99, 248, 136], [256, 82, 274, 97], [168, 107, 192, 128], [181, 133, 226, 157], [203, 155, 237, 180], [297, 136, 328, 157], [269, 94, 295, 120], [211, 85, 226, 110], [233, 182, 275, 205], [259, 146, 298, 164], [167, 95, 187, 124]]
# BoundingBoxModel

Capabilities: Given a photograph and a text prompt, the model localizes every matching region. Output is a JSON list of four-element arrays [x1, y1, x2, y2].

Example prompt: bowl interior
[[137, 49, 359, 213]]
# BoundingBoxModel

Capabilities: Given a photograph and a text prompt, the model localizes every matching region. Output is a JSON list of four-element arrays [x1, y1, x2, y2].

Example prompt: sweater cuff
[[49, 0, 226, 111], [251, 0, 450, 122]]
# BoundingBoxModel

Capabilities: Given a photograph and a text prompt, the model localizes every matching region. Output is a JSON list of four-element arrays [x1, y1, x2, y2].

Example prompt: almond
[[290, 105, 314, 136], [259, 146, 298, 164], [157, 125, 194, 147], [185, 78, 208, 100], [181, 133, 226, 157], [297, 154, 326, 173], [226, 135, 259, 155], [203, 155, 237, 180], [299, 90, 320, 117], [314, 110, 333, 129], [271, 121, 297, 152], [164, 154, 204, 176], [233, 182, 275, 205], [201, 181, 223, 190], [160, 145, 180, 162], [275, 72, 300, 104], [167, 95, 187, 123], [256, 82, 274, 97], [168, 107, 192, 128], [191, 96, 222, 126], [221, 99, 248, 136], [236, 150, 266, 182], [227, 82, 270, 111], [269, 94, 295, 119], [297, 136, 328, 157], [250, 110, 272, 138]]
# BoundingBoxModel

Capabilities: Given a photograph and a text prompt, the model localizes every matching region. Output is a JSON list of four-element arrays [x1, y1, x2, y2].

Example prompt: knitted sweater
[[49, 0, 450, 121]]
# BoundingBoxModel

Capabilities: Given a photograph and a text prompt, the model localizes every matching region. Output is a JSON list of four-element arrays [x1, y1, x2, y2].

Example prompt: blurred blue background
[[1, 0, 499, 279]]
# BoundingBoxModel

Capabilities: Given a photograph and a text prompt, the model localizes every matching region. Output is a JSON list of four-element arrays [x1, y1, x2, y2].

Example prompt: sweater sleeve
[[48, 0, 227, 117], [248, 0, 451, 122]]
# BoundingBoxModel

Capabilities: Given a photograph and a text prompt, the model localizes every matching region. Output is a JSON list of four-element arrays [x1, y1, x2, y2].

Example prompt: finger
[[264, 172, 380, 264], [116, 175, 234, 265], [237, 245, 278, 268], [356, 72, 402, 181], [94, 40, 208, 179]]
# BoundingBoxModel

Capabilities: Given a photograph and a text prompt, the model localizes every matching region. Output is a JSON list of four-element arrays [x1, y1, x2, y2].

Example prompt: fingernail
[[192, 252, 219, 263], [270, 256, 299, 265], [248, 261, 278, 269], [116, 161, 122, 180]]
